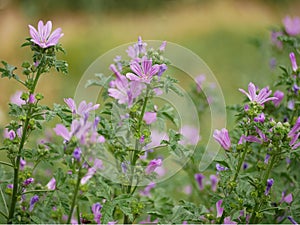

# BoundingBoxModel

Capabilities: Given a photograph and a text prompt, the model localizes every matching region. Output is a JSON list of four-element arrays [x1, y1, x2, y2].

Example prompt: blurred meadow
[[0, 0, 299, 127]]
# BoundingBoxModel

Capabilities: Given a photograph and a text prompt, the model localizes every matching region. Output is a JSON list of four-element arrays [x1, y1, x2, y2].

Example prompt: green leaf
[[101, 201, 115, 224], [0, 61, 17, 79], [85, 73, 111, 88]]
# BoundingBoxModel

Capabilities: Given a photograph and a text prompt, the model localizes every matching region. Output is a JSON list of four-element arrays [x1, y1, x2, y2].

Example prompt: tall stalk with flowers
[[0, 20, 67, 223]]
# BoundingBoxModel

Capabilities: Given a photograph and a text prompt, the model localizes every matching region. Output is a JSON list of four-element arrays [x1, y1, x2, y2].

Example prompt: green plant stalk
[[124, 87, 150, 224], [7, 69, 42, 224], [67, 167, 82, 224], [232, 143, 248, 183], [250, 154, 276, 224]]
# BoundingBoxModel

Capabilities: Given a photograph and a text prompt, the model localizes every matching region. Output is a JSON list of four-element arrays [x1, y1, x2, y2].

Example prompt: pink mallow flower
[[216, 199, 224, 218], [28, 20, 63, 48], [143, 112, 157, 124], [81, 159, 103, 185], [145, 158, 162, 174], [91, 203, 102, 224], [289, 52, 298, 72], [288, 116, 300, 149], [126, 57, 160, 84], [64, 98, 99, 118], [280, 192, 293, 204], [239, 82, 277, 105], [179, 125, 200, 146], [222, 216, 237, 225], [108, 64, 145, 107], [270, 31, 283, 49], [213, 128, 231, 150], [273, 90, 284, 107], [10, 91, 26, 106], [139, 182, 156, 197], [195, 173, 205, 190], [46, 177, 56, 190], [283, 16, 300, 36]]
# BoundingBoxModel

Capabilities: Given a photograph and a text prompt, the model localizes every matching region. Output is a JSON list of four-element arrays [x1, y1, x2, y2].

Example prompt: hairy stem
[[7, 69, 42, 224], [67, 167, 82, 224], [250, 154, 276, 224]]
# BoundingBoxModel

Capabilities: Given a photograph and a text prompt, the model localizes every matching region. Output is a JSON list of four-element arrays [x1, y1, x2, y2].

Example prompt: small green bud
[[21, 93, 29, 101], [22, 61, 30, 68], [35, 93, 44, 100]]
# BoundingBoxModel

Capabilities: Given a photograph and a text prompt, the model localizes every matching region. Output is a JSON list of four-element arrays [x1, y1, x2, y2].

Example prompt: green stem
[[250, 154, 276, 224], [232, 143, 248, 183], [67, 167, 81, 224], [7, 69, 42, 224], [0, 161, 13, 168]]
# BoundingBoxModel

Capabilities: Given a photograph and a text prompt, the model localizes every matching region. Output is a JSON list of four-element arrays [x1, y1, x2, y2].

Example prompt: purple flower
[[64, 98, 99, 117], [28, 20, 63, 48], [280, 192, 293, 204], [92, 203, 102, 224], [195, 74, 206, 92], [195, 173, 205, 190], [23, 178, 34, 186], [283, 16, 300, 36], [210, 174, 218, 192], [222, 216, 237, 225], [239, 82, 277, 105], [273, 90, 284, 107], [254, 113, 265, 123], [126, 36, 147, 59], [28, 94, 35, 104], [183, 185, 192, 195], [264, 154, 270, 164], [143, 130, 169, 151], [179, 125, 201, 146], [20, 158, 26, 170], [288, 117, 300, 149], [121, 161, 128, 173], [157, 64, 168, 77], [29, 195, 39, 212], [270, 31, 283, 49], [288, 216, 299, 225], [46, 177, 56, 190], [143, 112, 157, 124], [213, 128, 231, 150], [265, 178, 274, 195], [159, 41, 167, 51], [145, 158, 162, 174], [216, 199, 224, 218], [139, 215, 158, 224], [238, 134, 261, 144], [288, 100, 295, 110], [216, 163, 228, 171], [81, 159, 103, 185], [108, 64, 145, 107], [10, 91, 26, 106], [139, 182, 156, 196], [290, 52, 298, 72], [3, 128, 16, 140], [126, 57, 160, 84], [73, 147, 82, 161], [293, 84, 300, 95]]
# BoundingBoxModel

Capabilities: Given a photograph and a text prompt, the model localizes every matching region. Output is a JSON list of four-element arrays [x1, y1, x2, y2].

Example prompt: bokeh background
[[0, 0, 299, 127]]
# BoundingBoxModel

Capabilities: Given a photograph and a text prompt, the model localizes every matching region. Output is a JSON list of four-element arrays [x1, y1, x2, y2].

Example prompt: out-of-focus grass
[[0, 0, 298, 126]]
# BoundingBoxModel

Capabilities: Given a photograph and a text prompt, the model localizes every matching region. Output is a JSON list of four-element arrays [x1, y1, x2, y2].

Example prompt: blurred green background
[[0, 0, 299, 127]]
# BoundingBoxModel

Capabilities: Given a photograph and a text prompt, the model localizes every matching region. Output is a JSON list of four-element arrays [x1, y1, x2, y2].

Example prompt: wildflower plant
[[0, 17, 300, 225]]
